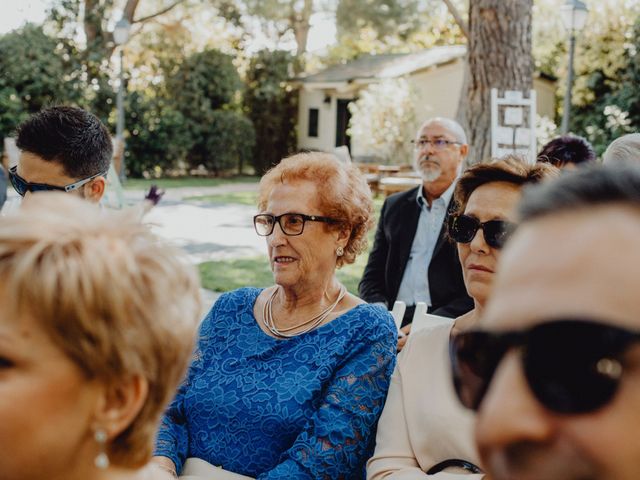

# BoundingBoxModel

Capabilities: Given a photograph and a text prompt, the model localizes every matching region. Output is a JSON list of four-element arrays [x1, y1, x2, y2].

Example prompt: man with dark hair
[[359, 117, 473, 344], [537, 134, 596, 169], [9, 106, 112, 203], [450, 165, 640, 480]]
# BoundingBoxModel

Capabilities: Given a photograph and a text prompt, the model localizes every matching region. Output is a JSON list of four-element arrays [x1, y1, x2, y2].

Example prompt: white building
[[294, 45, 555, 160]]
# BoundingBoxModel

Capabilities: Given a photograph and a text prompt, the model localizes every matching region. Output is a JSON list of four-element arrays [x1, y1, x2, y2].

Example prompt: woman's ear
[[335, 224, 351, 247], [93, 375, 149, 439]]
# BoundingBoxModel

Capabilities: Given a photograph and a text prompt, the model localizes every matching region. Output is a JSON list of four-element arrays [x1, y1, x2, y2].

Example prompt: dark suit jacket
[[359, 186, 473, 320]]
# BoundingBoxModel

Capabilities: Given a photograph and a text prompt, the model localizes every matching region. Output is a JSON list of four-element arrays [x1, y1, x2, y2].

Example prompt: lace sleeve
[[257, 314, 397, 480], [154, 305, 215, 473]]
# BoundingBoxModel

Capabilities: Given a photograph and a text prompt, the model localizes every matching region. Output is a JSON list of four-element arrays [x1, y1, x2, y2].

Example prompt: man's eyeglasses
[[9, 166, 106, 197], [450, 319, 640, 414], [448, 214, 516, 249], [253, 213, 339, 236], [411, 138, 462, 150]]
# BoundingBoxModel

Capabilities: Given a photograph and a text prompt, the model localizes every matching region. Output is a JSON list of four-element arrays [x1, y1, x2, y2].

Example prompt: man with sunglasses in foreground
[[451, 165, 640, 480], [8, 106, 112, 204]]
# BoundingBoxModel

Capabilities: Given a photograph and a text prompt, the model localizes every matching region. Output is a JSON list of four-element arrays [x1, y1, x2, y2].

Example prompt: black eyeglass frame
[[253, 213, 340, 237], [450, 319, 640, 415], [448, 214, 516, 249], [9, 166, 107, 196]]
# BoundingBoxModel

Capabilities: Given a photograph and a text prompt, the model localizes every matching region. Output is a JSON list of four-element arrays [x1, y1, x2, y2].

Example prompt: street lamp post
[[113, 17, 131, 180], [560, 0, 588, 135]]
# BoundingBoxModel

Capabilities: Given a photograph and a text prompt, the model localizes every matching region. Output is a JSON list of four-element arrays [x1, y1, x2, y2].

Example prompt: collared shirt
[[396, 181, 456, 306]]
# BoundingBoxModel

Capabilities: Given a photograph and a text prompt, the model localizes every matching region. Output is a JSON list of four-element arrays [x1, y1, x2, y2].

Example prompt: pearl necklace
[[262, 285, 347, 338]]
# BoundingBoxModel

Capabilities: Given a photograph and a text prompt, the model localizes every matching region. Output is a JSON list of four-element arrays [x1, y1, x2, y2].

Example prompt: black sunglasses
[[253, 213, 339, 236], [9, 166, 106, 197], [450, 319, 640, 414], [448, 214, 515, 249]]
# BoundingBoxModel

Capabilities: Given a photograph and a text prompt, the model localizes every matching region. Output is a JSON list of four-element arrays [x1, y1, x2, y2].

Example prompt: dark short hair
[[15, 106, 112, 178], [537, 135, 596, 168], [519, 164, 640, 222], [452, 155, 559, 217]]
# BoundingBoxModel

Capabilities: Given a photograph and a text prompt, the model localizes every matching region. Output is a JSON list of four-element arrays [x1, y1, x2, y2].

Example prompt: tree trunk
[[456, 0, 533, 165], [291, 0, 313, 73]]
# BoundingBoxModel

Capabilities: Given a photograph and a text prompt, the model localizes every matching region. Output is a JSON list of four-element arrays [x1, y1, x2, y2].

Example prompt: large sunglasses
[[9, 166, 106, 197], [448, 214, 515, 249], [253, 213, 339, 236], [450, 319, 640, 414]]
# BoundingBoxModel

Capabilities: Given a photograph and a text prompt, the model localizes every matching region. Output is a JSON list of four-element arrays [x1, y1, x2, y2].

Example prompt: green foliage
[[167, 49, 242, 112], [195, 110, 256, 174], [124, 92, 191, 177], [327, 0, 464, 62], [336, 0, 420, 40], [163, 48, 255, 174], [0, 24, 83, 139], [244, 50, 298, 174], [569, 12, 640, 154]]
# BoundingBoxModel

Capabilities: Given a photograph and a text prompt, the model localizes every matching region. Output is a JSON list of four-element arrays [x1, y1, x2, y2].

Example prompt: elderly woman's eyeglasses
[[253, 213, 339, 236], [411, 138, 462, 150]]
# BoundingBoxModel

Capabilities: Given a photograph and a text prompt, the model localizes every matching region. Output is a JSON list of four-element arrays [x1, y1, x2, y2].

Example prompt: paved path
[[125, 183, 266, 306], [126, 183, 265, 264]]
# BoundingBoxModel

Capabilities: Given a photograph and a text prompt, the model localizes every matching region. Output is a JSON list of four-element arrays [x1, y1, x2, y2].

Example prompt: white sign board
[[491, 89, 537, 164]]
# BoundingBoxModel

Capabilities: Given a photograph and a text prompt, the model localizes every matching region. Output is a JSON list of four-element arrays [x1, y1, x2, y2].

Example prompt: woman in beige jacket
[[367, 157, 558, 479]]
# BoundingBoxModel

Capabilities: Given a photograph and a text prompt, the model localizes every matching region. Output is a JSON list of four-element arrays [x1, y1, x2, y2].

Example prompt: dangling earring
[[94, 428, 110, 470], [336, 246, 344, 257]]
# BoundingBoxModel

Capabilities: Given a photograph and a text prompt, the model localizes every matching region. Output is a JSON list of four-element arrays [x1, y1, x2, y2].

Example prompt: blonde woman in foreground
[[0, 193, 201, 480]]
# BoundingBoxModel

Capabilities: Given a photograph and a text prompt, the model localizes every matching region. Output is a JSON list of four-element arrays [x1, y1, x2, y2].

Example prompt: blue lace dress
[[155, 287, 397, 479]]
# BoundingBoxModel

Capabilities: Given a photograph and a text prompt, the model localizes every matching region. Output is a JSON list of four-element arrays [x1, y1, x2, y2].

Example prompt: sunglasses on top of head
[[450, 319, 640, 415], [8, 166, 106, 197], [448, 214, 516, 249]]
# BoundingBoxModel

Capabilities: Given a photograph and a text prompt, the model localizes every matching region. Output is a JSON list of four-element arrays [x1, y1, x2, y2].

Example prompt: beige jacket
[[367, 322, 483, 479]]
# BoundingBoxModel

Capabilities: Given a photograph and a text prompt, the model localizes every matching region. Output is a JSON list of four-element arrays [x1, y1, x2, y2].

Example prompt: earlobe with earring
[[94, 427, 110, 470], [336, 246, 344, 257]]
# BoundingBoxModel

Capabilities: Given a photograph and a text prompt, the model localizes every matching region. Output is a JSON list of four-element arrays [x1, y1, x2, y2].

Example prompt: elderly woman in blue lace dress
[[153, 152, 397, 479]]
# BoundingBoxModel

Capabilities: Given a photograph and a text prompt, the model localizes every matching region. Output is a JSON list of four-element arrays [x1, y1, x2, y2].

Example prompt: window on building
[[308, 108, 319, 138]]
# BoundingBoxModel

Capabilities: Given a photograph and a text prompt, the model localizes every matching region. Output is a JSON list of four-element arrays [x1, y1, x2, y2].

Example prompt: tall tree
[[242, 0, 315, 71], [443, 0, 533, 164]]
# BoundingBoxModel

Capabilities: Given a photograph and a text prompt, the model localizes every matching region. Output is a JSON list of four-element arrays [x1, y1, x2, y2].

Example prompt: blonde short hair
[[258, 152, 374, 268], [0, 193, 201, 467]]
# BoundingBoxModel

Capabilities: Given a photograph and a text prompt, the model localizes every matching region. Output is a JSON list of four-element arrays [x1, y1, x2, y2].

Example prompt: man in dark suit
[[359, 117, 473, 345]]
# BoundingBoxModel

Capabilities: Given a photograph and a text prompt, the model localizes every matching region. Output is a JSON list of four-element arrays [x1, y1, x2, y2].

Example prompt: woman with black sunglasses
[[368, 156, 558, 479], [152, 152, 397, 480]]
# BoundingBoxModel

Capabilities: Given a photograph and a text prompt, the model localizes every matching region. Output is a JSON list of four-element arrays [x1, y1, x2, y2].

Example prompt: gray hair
[[418, 117, 468, 144], [602, 133, 640, 165], [518, 164, 640, 222]]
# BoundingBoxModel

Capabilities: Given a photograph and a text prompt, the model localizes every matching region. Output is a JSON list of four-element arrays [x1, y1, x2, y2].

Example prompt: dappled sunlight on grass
[[124, 176, 260, 190], [186, 191, 259, 206]]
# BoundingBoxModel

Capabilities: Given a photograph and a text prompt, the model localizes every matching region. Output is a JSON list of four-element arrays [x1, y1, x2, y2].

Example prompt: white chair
[[410, 302, 452, 333], [390, 300, 406, 331]]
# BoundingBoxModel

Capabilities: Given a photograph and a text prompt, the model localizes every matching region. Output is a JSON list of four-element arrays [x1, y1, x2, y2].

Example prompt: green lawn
[[185, 191, 259, 205], [198, 252, 369, 295], [123, 176, 259, 190]]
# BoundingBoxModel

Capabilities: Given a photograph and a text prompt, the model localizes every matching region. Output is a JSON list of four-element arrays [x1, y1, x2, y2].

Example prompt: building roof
[[299, 45, 466, 84]]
